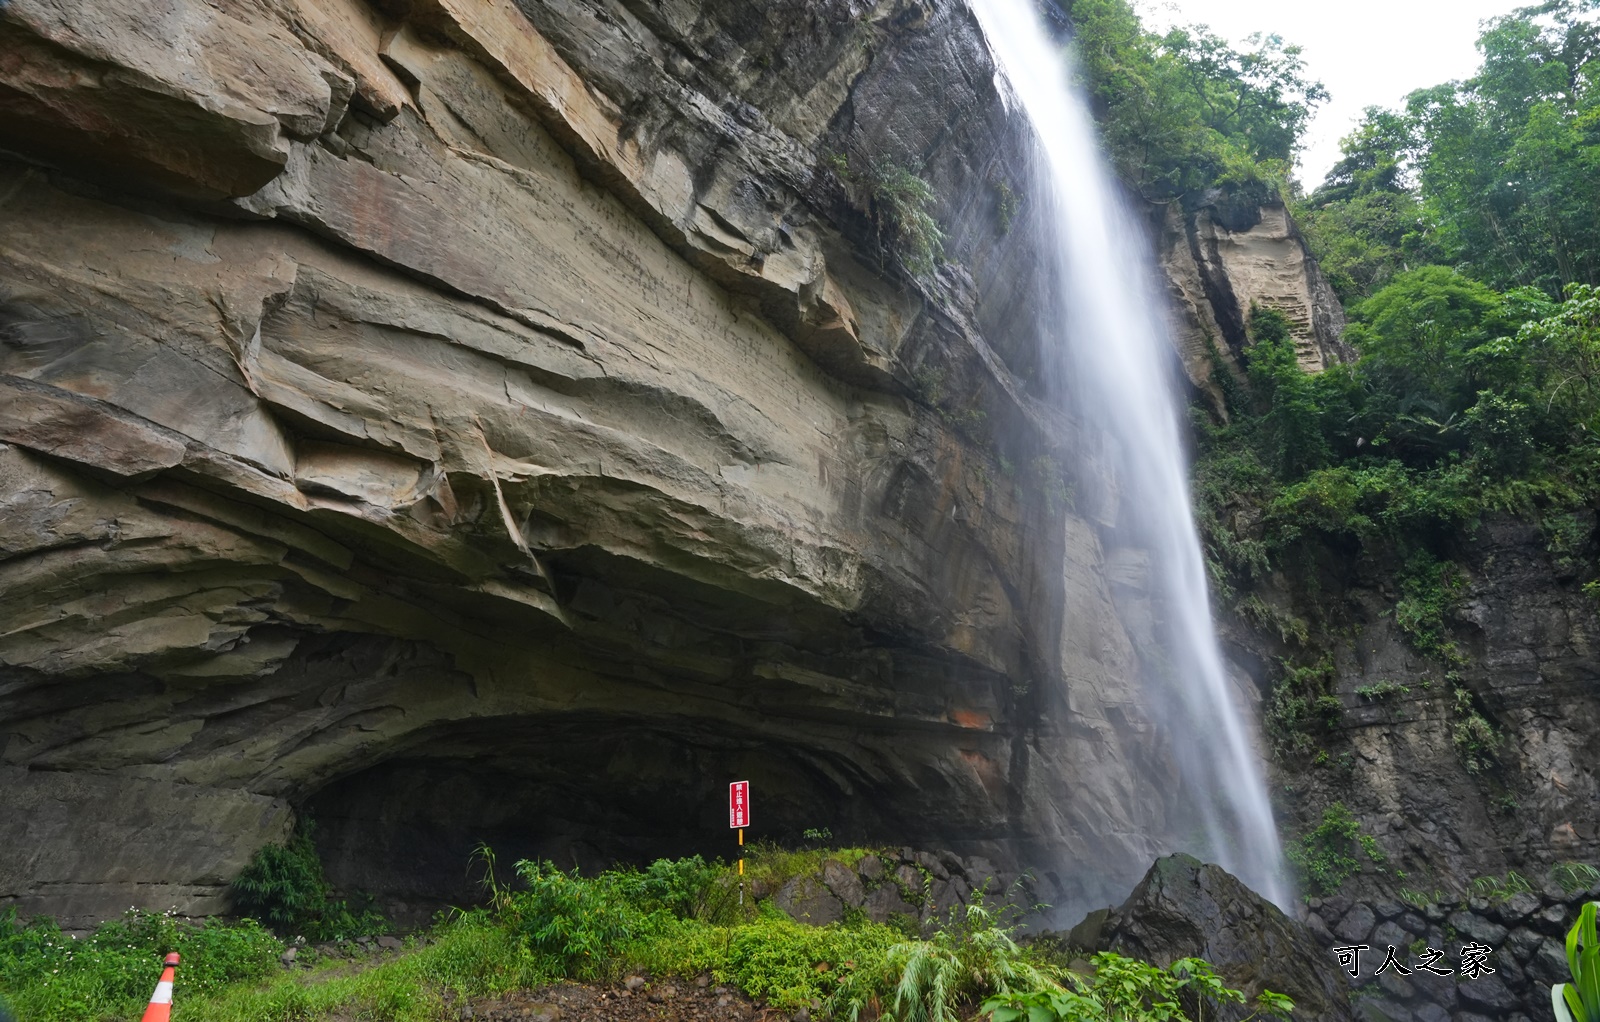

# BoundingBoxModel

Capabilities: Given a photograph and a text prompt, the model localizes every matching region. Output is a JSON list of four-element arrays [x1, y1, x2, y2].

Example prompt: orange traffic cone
[[140, 953, 179, 1022]]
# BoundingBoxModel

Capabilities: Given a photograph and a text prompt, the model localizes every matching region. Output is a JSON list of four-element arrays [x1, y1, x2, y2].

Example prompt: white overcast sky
[[1139, 0, 1529, 189]]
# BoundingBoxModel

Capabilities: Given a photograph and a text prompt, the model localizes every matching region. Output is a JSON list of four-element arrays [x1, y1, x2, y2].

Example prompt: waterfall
[[969, 0, 1290, 907]]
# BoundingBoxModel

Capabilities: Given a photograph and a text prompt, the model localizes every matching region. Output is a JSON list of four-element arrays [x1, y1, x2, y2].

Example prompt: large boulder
[[1074, 855, 1353, 1022]]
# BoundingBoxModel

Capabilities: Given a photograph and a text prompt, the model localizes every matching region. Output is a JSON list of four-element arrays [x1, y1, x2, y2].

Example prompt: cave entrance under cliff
[[305, 713, 918, 924]]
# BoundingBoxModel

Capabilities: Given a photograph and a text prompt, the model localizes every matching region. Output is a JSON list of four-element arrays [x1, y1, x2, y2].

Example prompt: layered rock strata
[[1231, 512, 1600, 1020], [0, 0, 1234, 926], [1160, 197, 1351, 414]]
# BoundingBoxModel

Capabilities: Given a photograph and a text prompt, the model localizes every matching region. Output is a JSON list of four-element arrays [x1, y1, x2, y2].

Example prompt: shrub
[[504, 859, 669, 981], [232, 821, 386, 941]]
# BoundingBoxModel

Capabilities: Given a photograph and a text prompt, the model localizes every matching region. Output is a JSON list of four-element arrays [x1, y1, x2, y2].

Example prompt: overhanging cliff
[[0, 0, 1222, 926]]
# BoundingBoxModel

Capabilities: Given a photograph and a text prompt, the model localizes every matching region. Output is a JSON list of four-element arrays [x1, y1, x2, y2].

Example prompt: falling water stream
[[970, 0, 1290, 906]]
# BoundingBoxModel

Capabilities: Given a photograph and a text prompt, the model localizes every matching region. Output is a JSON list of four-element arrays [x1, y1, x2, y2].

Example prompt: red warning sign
[[729, 780, 750, 829]]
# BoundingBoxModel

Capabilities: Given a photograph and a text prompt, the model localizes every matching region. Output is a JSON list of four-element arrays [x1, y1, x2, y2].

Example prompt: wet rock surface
[[1066, 855, 1354, 1022], [1224, 459, 1600, 1021], [1302, 884, 1596, 1022]]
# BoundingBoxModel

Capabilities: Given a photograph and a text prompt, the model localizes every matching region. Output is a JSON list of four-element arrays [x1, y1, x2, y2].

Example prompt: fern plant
[[1555, 902, 1600, 1022], [830, 898, 1047, 1022]]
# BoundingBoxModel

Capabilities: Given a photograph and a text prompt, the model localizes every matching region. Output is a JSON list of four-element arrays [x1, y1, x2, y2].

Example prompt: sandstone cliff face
[[0, 0, 1213, 927], [1160, 198, 1351, 414]]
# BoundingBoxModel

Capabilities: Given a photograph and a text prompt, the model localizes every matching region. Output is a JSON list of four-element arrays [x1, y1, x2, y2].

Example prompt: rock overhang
[[0, 0, 1264, 925]]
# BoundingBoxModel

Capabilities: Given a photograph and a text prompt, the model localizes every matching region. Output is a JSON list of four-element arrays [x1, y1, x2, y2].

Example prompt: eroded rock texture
[[1160, 197, 1351, 415], [1068, 855, 1354, 1022], [0, 0, 1230, 926], [1229, 513, 1600, 1019]]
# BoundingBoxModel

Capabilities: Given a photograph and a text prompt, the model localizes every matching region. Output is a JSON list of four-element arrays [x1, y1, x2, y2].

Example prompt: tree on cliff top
[[1066, 0, 1327, 203]]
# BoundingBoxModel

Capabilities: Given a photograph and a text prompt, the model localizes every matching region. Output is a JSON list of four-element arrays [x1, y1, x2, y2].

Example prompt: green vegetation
[[993, 178, 1020, 235], [1193, 262, 1597, 776], [0, 908, 281, 1022], [1162, 4, 1600, 791], [1451, 686, 1504, 775], [1470, 870, 1534, 902], [1553, 901, 1600, 1022], [827, 155, 944, 278], [984, 953, 1292, 1022], [1354, 679, 1410, 702], [1067, 0, 1326, 201], [1285, 803, 1386, 896], [232, 821, 386, 941], [871, 165, 945, 277], [1263, 656, 1342, 759], [1398, 888, 1447, 912], [1556, 863, 1600, 895], [2, 848, 1290, 1022], [1301, 1, 1600, 300], [1197, 288, 1600, 616]]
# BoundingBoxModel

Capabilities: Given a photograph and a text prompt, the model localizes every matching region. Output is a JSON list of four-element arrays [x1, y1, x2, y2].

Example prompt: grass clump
[[1354, 679, 1410, 703], [1555, 863, 1600, 897], [1469, 871, 1533, 903]]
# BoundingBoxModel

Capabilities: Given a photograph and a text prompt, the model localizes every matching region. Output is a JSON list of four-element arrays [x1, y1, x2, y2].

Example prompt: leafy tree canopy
[[1300, 1, 1600, 298], [1066, 0, 1327, 203]]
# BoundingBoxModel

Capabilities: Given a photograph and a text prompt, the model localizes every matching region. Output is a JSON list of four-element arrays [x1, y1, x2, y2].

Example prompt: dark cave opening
[[305, 713, 922, 926]]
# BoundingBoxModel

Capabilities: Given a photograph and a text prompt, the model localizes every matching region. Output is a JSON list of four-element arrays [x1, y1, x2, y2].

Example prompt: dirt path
[[459, 978, 781, 1022]]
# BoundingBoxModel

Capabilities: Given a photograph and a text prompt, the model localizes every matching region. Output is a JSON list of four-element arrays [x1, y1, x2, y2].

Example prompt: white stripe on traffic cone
[[140, 953, 179, 1022]]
